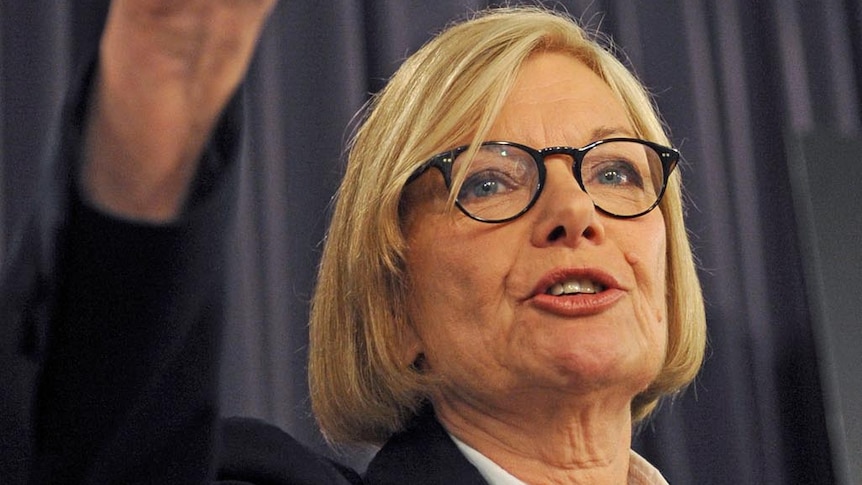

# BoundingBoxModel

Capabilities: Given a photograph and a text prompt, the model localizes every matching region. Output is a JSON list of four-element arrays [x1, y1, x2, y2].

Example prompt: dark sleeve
[[0, 50, 244, 483], [0, 48, 363, 485], [0, 56, 101, 483], [216, 417, 363, 485]]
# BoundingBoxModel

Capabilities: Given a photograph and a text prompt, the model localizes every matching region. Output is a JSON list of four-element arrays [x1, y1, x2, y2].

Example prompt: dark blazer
[[364, 407, 488, 485], [217, 417, 361, 484]]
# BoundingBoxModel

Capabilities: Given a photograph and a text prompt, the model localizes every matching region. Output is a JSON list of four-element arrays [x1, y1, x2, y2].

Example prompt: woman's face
[[402, 52, 668, 412]]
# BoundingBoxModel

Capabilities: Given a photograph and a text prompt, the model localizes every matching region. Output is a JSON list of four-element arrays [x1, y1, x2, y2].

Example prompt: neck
[[434, 392, 635, 484]]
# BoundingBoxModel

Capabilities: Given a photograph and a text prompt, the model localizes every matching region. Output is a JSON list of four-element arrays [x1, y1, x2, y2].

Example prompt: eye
[[450, 144, 539, 221], [458, 169, 517, 201], [598, 162, 639, 186], [586, 159, 644, 189], [454, 145, 535, 202]]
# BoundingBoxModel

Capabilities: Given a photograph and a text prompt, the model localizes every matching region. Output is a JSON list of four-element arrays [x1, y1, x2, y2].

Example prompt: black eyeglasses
[[406, 138, 679, 223]]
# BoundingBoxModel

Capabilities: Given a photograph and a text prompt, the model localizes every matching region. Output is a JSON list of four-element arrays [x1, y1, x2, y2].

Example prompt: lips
[[546, 278, 605, 296], [533, 268, 620, 297], [529, 268, 624, 316]]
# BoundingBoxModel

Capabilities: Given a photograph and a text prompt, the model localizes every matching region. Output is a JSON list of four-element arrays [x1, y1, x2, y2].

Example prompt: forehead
[[488, 52, 635, 146]]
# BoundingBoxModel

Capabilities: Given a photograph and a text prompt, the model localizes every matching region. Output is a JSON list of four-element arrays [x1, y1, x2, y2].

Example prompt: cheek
[[403, 220, 517, 367], [408, 223, 484, 297], [408, 242, 508, 329], [621, 216, 669, 354], [626, 214, 668, 309]]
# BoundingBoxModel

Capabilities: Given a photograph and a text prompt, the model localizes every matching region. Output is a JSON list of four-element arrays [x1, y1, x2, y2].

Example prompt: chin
[[544, 345, 663, 397]]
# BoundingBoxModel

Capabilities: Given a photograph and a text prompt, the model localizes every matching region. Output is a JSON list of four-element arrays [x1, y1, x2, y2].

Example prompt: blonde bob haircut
[[309, 5, 706, 445]]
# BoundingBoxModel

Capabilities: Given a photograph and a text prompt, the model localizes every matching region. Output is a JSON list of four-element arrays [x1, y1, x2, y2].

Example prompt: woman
[[310, 6, 706, 484]]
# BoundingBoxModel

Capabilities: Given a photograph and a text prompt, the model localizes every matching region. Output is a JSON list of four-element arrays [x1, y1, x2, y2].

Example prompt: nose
[[529, 156, 605, 247]]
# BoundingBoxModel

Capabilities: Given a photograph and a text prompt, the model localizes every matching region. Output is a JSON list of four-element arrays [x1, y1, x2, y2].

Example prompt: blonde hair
[[309, 5, 706, 445]]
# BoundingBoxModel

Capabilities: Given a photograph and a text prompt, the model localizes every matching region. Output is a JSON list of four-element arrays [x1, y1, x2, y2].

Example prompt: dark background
[[2, 1, 860, 483]]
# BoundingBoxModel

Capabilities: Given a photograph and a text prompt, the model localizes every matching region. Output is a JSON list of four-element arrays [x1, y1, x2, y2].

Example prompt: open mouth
[[545, 279, 606, 296]]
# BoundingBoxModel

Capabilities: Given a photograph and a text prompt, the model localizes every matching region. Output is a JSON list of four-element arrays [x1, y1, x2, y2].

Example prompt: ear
[[398, 318, 426, 370]]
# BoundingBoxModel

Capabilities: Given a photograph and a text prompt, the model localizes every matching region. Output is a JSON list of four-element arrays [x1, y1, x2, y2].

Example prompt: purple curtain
[[3, 1, 857, 483]]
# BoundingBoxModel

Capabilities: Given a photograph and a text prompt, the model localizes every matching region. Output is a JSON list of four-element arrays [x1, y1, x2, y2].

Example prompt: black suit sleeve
[[0, 50, 243, 483], [32, 127, 241, 484], [1, 50, 361, 485], [216, 417, 363, 485]]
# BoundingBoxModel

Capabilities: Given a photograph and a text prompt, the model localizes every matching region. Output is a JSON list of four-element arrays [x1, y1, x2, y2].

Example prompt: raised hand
[[81, 0, 277, 222]]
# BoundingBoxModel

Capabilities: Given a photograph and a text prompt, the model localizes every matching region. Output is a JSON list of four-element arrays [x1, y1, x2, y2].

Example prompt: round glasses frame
[[406, 137, 680, 223]]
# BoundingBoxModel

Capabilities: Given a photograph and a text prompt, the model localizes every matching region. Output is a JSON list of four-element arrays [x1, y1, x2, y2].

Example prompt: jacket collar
[[363, 405, 487, 485]]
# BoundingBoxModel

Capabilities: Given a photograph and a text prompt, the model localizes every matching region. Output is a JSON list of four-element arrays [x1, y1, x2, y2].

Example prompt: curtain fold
[[2, 1, 855, 482]]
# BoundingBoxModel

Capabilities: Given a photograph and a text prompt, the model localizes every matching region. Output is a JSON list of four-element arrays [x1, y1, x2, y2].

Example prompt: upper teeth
[[546, 279, 604, 296]]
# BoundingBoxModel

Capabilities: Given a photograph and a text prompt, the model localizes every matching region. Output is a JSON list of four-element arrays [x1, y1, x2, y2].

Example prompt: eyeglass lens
[[452, 141, 665, 221]]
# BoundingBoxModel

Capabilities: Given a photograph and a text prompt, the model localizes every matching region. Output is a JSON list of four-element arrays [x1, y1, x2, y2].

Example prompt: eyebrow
[[589, 125, 636, 141]]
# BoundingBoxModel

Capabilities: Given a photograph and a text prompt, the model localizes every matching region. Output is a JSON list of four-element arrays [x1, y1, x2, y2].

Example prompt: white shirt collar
[[450, 434, 527, 485], [449, 433, 669, 485]]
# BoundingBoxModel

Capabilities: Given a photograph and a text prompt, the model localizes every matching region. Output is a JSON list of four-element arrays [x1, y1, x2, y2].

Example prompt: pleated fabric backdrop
[[2, 1, 859, 483]]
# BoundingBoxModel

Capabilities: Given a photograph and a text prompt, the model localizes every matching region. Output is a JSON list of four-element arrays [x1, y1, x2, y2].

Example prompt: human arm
[[81, 0, 276, 222], [1, 1, 275, 483]]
